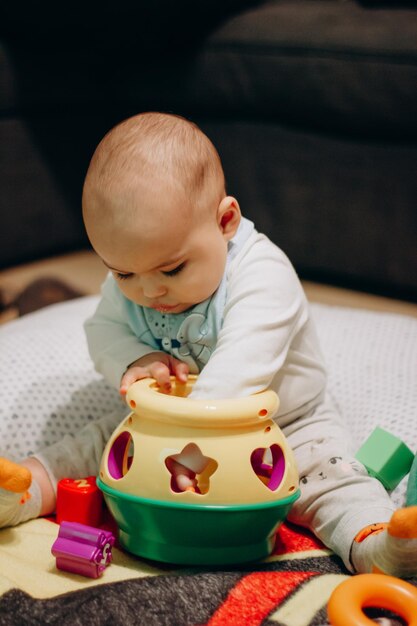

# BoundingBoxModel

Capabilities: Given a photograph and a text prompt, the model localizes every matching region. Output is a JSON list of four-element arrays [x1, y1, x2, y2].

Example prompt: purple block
[[52, 521, 115, 578]]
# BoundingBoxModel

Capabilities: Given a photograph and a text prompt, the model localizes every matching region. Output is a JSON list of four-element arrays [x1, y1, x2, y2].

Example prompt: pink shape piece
[[251, 444, 286, 491], [51, 521, 115, 578], [108, 431, 132, 479]]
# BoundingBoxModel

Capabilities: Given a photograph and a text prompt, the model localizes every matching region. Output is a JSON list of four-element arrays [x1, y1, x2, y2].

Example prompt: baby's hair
[[83, 112, 226, 212]]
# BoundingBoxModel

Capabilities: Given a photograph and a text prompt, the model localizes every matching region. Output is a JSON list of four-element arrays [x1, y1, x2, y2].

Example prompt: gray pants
[[283, 394, 395, 569]]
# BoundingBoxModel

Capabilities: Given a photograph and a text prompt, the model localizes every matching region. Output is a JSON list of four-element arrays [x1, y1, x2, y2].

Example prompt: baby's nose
[[141, 276, 167, 299]]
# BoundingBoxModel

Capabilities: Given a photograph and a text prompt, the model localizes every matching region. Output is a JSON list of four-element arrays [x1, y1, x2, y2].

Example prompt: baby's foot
[[351, 506, 417, 577], [0, 458, 41, 528]]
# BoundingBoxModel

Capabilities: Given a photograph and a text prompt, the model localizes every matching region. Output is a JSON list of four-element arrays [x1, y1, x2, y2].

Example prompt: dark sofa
[[1, 0, 416, 299]]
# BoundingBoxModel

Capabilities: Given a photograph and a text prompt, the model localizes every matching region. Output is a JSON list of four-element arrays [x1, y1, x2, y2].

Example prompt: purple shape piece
[[268, 444, 286, 491], [250, 444, 286, 492], [51, 521, 115, 578], [108, 431, 131, 479]]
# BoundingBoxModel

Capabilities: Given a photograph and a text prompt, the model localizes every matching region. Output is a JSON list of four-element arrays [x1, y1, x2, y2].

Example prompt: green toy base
[[119, 529, 275, 565], [97, 478, 300, 565]]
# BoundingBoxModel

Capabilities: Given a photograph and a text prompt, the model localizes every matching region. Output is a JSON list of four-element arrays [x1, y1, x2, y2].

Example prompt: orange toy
[[0, 458, 32, 493], [0, 458, 32, 504], [328, 573, 417, 626]]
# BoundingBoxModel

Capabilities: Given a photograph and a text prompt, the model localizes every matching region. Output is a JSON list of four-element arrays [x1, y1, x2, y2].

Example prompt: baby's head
[[82, 112, 241, 313]]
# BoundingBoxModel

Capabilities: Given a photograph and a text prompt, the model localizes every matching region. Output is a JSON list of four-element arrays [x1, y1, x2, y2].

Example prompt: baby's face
[[88, 188, 237, 314]]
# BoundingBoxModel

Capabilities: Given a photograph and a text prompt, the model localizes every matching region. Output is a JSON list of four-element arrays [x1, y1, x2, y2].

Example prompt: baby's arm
[[191, 235, 310, 401], [84, 275, 189, 392]]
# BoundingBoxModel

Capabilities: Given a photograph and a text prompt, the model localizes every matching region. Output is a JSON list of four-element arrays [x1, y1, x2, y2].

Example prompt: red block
[[56, 477, 103, 527]]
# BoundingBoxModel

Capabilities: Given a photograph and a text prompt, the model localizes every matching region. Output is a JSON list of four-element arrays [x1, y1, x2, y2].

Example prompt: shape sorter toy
[[97, 375, 300, 565]]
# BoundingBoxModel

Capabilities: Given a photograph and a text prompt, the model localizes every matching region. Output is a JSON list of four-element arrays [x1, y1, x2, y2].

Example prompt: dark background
[[1, 0, 416, 299]]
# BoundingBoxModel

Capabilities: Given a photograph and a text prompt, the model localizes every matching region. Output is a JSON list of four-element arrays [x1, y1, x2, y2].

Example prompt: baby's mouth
[[150, 303, 179, 313]]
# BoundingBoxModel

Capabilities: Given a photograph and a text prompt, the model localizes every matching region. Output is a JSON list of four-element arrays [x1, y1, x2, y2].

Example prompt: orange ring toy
[[327, 573, 417, 626]]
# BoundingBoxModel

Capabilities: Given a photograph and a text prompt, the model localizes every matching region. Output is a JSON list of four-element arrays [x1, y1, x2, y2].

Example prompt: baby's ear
[[218, 196, 241, 241]]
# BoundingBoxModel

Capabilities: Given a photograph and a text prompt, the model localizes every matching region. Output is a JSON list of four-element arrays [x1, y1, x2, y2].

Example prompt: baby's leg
[[351, 506, 417, 577], [283, 395, 396, 572], [0, 407, 125, 528], [34, 407, 126, 493], [0, 457, 45, 527]]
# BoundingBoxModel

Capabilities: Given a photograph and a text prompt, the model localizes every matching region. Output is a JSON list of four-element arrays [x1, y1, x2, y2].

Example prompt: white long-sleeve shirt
[[84, 218, 327, 423]]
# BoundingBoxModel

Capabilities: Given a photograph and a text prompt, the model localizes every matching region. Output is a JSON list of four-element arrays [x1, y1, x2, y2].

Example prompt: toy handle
[[126, 375, 280, 428]]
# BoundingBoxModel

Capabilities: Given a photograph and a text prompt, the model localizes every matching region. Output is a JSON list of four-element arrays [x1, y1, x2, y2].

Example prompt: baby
[[1, 112, 417, 577]]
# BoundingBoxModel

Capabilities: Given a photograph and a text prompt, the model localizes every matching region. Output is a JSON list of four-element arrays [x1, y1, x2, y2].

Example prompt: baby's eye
[[300, 475, 309, 485], [328, 456, 342, 465], [162, 262, 186, 277], [115, 272, 133, 281]]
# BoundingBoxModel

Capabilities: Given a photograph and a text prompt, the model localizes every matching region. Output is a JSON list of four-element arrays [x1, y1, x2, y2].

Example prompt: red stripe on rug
[[273, 522, 325, 555], [207, 570, 318, 626]]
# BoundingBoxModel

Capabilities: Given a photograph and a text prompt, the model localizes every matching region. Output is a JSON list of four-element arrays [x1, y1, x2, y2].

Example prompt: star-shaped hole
[[165, 443, 218, 494]]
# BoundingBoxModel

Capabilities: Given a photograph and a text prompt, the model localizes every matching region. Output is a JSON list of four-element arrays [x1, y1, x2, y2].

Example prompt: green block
[[356, 426, 414, 491], [406, 454, 417, 506]]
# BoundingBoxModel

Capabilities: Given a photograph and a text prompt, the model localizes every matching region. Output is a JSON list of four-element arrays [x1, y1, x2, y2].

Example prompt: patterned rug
[[0, 517, 413, 625], [1, 279, 416, 624]]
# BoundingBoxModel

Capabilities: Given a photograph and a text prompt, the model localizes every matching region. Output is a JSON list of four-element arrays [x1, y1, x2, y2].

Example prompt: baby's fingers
[[148, 362, 173, 393], [119, 357, 188, 397], [120, 365, 171, 394], [170, 358, 189, 384], [119, 366, 151, 396]]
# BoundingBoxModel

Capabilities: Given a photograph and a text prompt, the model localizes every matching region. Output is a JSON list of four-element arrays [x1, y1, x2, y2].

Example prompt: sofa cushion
[[1, 0, 417, 139], [191, 0, 417, 139]]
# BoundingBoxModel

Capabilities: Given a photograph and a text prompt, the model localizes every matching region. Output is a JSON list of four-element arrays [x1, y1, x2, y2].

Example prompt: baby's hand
[[119, 352, 189, 396]]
